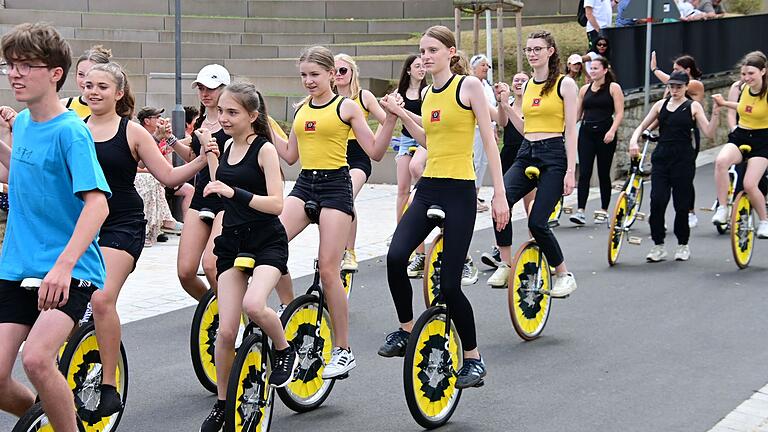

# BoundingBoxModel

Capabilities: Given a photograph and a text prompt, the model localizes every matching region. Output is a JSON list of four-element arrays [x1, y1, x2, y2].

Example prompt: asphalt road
[[3, 164, 768, 432]]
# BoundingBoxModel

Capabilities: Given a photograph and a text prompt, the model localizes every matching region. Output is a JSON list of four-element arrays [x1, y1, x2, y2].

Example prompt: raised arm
[[131, 121, 209, 188]]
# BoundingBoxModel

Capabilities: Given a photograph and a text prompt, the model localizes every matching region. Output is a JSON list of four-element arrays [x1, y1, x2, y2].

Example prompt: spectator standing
[[584, 0, 614, 50]]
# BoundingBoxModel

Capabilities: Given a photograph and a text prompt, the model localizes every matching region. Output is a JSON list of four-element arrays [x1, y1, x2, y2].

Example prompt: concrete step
[[4, 0, 455, 19], [0, 8, 570, 37]]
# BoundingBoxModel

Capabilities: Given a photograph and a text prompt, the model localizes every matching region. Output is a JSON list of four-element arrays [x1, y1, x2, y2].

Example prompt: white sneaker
[[674, 244, 690, 261], [569, 211, 586, 225], [341, 249, 358, 271], [322, 347, 356, 379], [688, 212, 698, 228], [711, 206, 729, 225], [758, 220, 768, 239], [487, 263, 510, 288], [461, 257, 478, 286], [549, 272, 577, 298], [646, 244, 668, 262]]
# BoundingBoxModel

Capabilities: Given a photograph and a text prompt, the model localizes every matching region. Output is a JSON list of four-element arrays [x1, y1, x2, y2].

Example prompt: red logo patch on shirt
[[532, 98, 541, 107], [304, 121, 316, 131], [746, 105, 753, 113], [431, 110, 441, 122]]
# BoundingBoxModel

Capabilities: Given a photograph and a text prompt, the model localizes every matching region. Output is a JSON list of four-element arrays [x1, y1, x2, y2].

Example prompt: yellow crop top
[[738, 85, 768, 130], [268, 115, 288, 141], [293, 95, 351, 170], [422, 75, 476, 181], [347, 90, 369, 141], [522, 75, 565, 134], [65, 96, 91, 120]]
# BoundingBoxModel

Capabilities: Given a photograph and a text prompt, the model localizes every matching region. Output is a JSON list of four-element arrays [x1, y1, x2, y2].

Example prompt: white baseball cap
[[567, 54, 583, 65], [191, 64, 231, 89]]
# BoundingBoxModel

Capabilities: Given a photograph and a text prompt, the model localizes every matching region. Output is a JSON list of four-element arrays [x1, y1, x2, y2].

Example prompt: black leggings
[[493, 138, 567, 267], [649, 145, 695, 245], [577, 120, 617, 210], [386, 178, 478, 351]]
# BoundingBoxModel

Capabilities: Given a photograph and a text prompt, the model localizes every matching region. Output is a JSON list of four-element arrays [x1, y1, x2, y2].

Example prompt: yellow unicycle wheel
[[509, 241, 552, 341], [625, 177, 644, 228], [608, 192, 629, 266], [403, 306, 463, 429], [190, 289, 220, 393], [224, 333, 274, 432], [276, 295, 336, 412], [731, 191, 755, 269], [547, 196, 564, 227], [12, 402, 64, 432], [422, 234, 444, 307], [58, 321, 128, 432], [341, 270, 354, 300]]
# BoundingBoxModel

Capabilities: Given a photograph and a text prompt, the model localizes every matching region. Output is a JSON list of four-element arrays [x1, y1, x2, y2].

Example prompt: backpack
[[577, 0, 588, 27]]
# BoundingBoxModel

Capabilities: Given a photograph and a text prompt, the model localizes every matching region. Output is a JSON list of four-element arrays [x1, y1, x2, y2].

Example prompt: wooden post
[[497, 6, 504, 83], [454, 7, 461, 51], [473, 10, 479, 55], [516, 9, 523, 73]]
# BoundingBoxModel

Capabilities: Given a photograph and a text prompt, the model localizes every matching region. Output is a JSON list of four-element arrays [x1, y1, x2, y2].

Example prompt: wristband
[[232, 187, 254, 206], [166, 135, 178, 147], [651, 68, 659, 73]]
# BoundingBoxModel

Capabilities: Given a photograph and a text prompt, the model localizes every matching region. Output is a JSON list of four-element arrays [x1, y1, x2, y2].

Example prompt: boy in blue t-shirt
[[0, 23, 110, 432]]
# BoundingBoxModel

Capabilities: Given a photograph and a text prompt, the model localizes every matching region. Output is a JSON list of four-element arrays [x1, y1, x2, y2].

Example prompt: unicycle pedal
[[562, 206, 573, 214], [627, 236, 642, 245], [635, 212, 646, 221]]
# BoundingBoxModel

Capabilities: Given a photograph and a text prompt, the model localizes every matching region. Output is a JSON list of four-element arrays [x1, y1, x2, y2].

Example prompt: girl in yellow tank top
[[712, 51, 768, 236], [380, 25, 509, 389], [333, 54, 389, 272], [495, 30, 580, 298], [271, 46, 396, 378]]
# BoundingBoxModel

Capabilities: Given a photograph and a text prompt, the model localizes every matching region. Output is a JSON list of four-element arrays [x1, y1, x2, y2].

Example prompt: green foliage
[[728, 0, 763, 14]]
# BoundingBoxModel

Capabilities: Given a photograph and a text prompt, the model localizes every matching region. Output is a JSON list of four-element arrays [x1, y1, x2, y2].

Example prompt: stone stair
[[0, 1, 573, 120]]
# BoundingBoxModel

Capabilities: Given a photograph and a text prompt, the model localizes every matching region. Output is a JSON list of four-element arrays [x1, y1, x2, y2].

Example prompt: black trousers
[[577, 119, 617, 210], [493, 137, 567, 267], [386, 178, 479, 351], [649, 144, 695, 245]]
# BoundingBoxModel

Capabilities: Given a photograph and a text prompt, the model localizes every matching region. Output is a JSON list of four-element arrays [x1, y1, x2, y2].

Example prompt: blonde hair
[[294, 46, 336, 109], [88, 62, 135, 118], [77, 44, 112, 68], [334, 53, 360, 100]]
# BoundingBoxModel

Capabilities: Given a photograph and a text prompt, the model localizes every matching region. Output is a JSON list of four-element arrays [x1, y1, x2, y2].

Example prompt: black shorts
[[190, 172, 225, 217], [0, 278, 97, 326], [99, 218, 147, 265], [214, 219, 289, 278], [729, 127, 768, 160], [288, 167, 355, 217], [346, 139, 372, 179]]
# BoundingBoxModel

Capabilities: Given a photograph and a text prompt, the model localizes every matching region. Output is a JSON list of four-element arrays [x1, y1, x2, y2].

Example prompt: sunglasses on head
[[337, 67, 349, 75]]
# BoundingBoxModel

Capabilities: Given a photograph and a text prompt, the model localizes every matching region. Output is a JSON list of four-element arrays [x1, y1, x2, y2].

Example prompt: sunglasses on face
[[596, 43, 608, 47], [336, 67, 349, 76]]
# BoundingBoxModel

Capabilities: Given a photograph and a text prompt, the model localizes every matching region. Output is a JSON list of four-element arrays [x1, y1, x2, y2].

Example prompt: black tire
[[12, 401, 88, 432], [190, 289, 219, 394], [276, 294, 336, 413], [58, 321, 128, 432], [403, 306, 463, 429], [225, 333, 274, 432]]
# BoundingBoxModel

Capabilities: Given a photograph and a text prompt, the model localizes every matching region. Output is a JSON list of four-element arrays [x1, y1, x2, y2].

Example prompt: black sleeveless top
[[94, 117, 143, 225], [401, 94, 422, 138], [191, 127, 230, 190], [582, 84, 615, 123], [658, 98, 695, 146], [217, 136, 277, 228]]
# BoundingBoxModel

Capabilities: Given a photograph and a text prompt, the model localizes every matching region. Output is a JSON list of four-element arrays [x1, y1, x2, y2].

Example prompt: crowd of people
[[0, 15, 764, 432]]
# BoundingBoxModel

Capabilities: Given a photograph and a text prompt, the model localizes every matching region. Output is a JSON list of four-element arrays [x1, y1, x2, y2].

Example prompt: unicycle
[[13, 278, 129, 432], [548, 196, 565, 228], [709, 145, 752, 234], [223, 254, 278, 432], [276, 200, 346, 413], [730, 191, 756, 269], [404, 205, 465, 429]]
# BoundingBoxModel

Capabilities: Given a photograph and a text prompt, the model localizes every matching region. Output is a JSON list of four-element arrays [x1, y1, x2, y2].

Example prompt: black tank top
[[658, 98, 695, 146], [217, 135, 277, 228], [94, 117, 143, 225], [191, 127, 230, 188], [401, 93, 422, 138], [582, 84, 615, 123], [503, 109, 524, 149]]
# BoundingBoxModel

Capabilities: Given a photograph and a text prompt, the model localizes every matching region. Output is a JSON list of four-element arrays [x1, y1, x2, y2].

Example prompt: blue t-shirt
[[0, 109, 111, 287]]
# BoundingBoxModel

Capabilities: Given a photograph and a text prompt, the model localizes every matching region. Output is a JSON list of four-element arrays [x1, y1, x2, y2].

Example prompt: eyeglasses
[[336, 67, 349, 76], [0, 61, 49, 76], [523, 46, 549, 55]]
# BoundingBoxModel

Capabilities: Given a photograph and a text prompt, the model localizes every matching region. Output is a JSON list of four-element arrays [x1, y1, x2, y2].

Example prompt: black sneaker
[[377, 329, 410, 358], [455, 357, 486, 389], [480, 246, 502, 269], [95, 384, 122, 418], [270, 344, 299, 388], [200, 401, 225, 432]]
